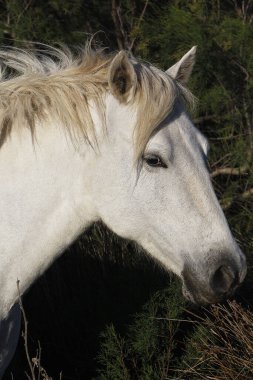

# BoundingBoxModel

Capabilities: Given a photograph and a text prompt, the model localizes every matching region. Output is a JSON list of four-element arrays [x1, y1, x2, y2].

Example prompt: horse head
[[90, 47, 247, 304]]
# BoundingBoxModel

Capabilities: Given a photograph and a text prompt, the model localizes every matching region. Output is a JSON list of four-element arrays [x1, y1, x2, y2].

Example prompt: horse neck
[[0, 119, 98, 318]]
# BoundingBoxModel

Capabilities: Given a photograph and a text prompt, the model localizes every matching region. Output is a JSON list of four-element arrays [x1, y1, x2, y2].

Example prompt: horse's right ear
[[108, 51, 137, 103], [166, 46, 197, 85]]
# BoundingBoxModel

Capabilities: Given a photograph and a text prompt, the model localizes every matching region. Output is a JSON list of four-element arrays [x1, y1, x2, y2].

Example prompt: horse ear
[[166, 46, 197, 85], [108, 51, 137, 103]]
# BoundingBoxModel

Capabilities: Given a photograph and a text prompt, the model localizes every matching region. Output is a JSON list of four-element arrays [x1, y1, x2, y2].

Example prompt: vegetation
[[0, 1, 252, 379], [97, 297, 253, 380]]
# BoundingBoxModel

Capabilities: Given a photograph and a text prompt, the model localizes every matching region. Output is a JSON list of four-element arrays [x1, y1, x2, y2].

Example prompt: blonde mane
[[0, 44, 194, 160]]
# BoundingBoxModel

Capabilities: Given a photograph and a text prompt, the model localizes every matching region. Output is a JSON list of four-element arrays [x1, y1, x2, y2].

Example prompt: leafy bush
[[96, 283, 185, 380]]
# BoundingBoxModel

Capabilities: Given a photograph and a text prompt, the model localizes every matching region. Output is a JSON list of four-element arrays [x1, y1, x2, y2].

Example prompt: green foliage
[[0, 0, 115, 46], [97, 325, 131, 380], [177, 323, 216, 379], [97, 284, 185, 380]]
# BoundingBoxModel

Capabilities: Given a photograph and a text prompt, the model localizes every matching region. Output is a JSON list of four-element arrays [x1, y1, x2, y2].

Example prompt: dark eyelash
[[143, 154, 168, 168]]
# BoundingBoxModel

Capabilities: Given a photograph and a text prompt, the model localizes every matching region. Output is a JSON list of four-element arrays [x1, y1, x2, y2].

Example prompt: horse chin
[[181, 284, 224, 306], [181, 284, 205, 305], [182, 284, 197, 303]]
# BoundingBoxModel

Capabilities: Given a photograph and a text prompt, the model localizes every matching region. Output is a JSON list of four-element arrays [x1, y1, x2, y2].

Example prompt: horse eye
[[144, 155, 167, 168]]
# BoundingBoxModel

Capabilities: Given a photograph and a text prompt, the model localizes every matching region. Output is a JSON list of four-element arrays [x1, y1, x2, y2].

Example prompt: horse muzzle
[[181, 252, 247, 305]]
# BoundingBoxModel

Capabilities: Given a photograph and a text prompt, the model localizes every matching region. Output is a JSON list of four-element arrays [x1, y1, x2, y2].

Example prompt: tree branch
[[111, 0, 149, 52], [231, 59, 250, 80], [129, 0, 149, 51], [193, 114, 219, 124], [211, 165, 249, 178], [111, 0, 128, 50]]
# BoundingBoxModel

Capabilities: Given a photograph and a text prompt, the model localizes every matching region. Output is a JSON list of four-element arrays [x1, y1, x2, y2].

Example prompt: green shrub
[[96, 283, 185, 380]]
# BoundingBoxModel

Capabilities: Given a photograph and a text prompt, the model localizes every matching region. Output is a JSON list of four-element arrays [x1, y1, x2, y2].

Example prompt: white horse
[[0, 44, 246, 376]]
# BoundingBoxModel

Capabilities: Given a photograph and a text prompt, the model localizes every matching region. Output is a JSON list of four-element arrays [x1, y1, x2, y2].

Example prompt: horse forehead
[[149, 114, 197, 149], [168, 114, 208, 155]]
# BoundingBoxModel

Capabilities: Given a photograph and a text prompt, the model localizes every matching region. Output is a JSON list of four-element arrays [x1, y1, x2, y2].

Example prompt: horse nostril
[[210, 265, 238, 295]]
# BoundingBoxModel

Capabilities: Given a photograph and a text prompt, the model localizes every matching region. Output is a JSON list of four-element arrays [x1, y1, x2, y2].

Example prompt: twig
[[111, 0, 128, 50], [17, 280, 36, 380], [193, 114, 219, 124], [231, 59, 250, 81], [211, 165, 249, 177], [129, 0, 149, 51]]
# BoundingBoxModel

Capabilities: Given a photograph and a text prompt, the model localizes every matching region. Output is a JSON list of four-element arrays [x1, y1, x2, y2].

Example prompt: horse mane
[[0, 43, 194, 160]]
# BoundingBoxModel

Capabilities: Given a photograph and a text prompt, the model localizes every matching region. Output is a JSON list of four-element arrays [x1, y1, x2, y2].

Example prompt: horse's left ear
[[166, 46, 197, 85], [108, 51, 137, 103]]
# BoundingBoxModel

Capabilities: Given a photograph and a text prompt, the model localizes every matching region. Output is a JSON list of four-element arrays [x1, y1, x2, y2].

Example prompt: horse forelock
[[0, 44, 195, 157], [132, 63, 195, 161]]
